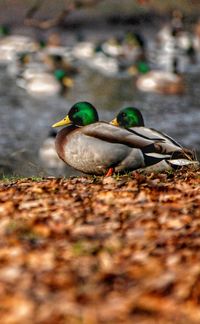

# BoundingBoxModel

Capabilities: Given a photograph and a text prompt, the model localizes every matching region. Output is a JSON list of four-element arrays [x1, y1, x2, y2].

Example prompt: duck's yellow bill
[[62, 77, 74, 88], [110, 118, 119, 126], [52, 115, 71, 128]]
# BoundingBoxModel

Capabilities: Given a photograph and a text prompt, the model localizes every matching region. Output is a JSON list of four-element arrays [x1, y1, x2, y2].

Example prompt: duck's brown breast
[[55, 125, 77, 162]]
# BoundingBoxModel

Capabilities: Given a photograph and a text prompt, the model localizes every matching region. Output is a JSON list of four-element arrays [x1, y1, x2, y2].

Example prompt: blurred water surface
[[0, 41, 200, 177]]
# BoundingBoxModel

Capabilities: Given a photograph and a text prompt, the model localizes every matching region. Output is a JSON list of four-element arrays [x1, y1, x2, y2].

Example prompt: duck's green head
[[125, 32, 139, 46], [111, 107, 144, 128], [39, 39, 46, 49], [0, 25, 10, 36], [52, 102, 99, 128], [136, 61, 150, 74], [54, 69, 66, 81], [54, 69, 74, 88]]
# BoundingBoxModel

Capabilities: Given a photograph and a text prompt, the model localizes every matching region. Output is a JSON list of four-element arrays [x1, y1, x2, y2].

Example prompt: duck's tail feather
[[167, 159, 199, 167], [143, 152, 171, 166], [137, 159, 199, 174], [170, 148, 196, 160], [144, 151, 199, 168]]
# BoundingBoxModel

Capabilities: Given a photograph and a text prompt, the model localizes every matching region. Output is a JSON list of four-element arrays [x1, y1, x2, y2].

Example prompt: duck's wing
[[130, 126, 196, 159], [128, 126, 186, 154], [131, 127, 181, 146], [82, 122, 164, 150]]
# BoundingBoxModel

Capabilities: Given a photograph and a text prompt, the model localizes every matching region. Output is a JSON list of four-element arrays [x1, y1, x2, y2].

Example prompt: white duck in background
[[136, 57, 185, 95], [71, 41, 119, 76], [72, 41, 95, 61], [39, 129, 66, 169], [7, 51, 41, 77], [136, 70, 185, 95], [0, 34, 39, 64], [152, 22, 196, 73], [101, 37, 123, 57], [16, 64, 74, 97], [16, 71, 62, 96]]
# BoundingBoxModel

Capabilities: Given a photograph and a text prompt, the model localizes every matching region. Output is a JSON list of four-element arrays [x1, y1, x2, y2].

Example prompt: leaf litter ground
[[0, 167, 199, 323]]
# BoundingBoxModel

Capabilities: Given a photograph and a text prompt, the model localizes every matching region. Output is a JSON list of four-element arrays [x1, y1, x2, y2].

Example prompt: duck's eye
[[122, 112, 126, 117], [74, 107, 79, 113]]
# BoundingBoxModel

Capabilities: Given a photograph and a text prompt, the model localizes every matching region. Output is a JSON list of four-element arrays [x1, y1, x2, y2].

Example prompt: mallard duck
[[72, 41, 95, 61], [121, 31, 146, 64], [87, 52, 119, 76], [101, 37, 123, 57], [93, 37, 147, 77], [52, 102, 195, 176], [99, 32, 146, 71], [0, 25, 10, 37], [0, 34, 38, 64], [41, 48, 76, 72], [16, 71, 61, 96], [110, 106, 197, 168], [153, 20, 196, 73], [7, 51, 38, 77], [127, 60, 150, 76], [136, 70, 185, 94], [54, 69, 75, 90], [71, 41, 119, 76], [16, 66, 74, 96], [194, 20, 200, 53]]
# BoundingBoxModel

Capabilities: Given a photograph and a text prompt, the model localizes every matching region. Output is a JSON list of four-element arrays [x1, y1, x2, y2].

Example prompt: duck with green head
[[136, 69, 185, 94], [52, 102, 190, 175], [54, 69, 74, 92], [0, 25, 10, 37], [110, 106, 196, 166]]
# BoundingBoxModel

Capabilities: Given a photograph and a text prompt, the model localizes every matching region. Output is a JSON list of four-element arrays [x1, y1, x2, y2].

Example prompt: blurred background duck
[[68, 31, 147, 77], [42, 52, 78, 76], [87, 52, 119, 76], [71, 40, 119, 76], [54, 68, 75, 95], [7, 51, 41, 77], [10, 32, 77, 97], [72, 41, 95, 61], [136, 70, 185, 94], [0, 25, 10, 38], [16, 71, 61, 96], [5, 30, 76, 78], [193, 20, 200, 64], [102, 32, 146, 62], [126, 60, 150, 76], [95, 32, 147, 76], [121, 31, 146, 65], [101, 36, 124, 57], [16, 67, 74, 97], [150, 10, 196, 74], [0, 25, 39, 64], [136, 57, 185, 94]]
